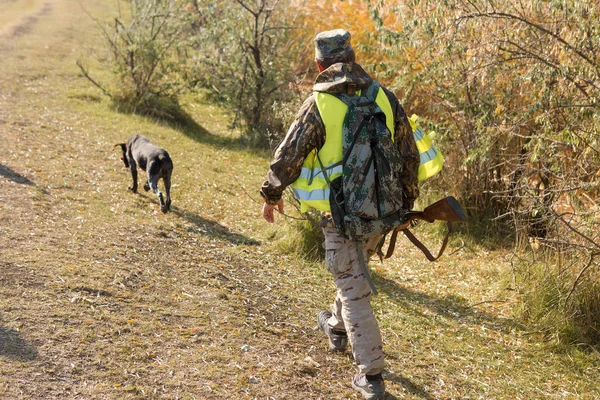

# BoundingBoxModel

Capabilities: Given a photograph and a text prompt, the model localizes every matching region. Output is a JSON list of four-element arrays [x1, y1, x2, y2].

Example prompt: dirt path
[[0, 1, 321, 398], [2, 1, 600, 400], [0, 0, 53, 38]]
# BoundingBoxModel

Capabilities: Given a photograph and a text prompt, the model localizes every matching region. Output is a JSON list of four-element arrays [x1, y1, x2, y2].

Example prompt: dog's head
[[113, 143, 129, 168]]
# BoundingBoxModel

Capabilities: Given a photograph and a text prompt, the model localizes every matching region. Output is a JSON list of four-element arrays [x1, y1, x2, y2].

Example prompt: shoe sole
[[328, 339, 346, 352], [352, 380, 385, 400], [317, 311, 347, 352]]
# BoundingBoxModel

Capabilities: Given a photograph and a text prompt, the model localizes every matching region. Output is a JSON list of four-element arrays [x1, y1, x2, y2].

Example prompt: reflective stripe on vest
[[408, 115, 444, 181], [291, 87, 395, 213]]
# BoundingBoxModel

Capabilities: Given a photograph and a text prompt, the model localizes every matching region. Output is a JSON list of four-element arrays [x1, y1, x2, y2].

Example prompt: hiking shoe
[[317, 310, 348, 351], [352, 373, 386, 400]]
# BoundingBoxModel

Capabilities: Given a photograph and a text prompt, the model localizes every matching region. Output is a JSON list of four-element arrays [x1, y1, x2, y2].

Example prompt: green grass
[[1, 1, 600, 399]]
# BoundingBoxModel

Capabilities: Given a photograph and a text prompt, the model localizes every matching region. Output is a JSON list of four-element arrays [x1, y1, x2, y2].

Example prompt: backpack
[[318, 81, 408, 242]]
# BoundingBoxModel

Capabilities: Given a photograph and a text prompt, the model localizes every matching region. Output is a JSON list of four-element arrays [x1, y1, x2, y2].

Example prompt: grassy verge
[[1, 1, 599, 399]]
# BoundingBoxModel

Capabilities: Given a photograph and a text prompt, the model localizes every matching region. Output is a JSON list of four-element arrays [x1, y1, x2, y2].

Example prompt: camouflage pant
[[322, 226, 385, 375]]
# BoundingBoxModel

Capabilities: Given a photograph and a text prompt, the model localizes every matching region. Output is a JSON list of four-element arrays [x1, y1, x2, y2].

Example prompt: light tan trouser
[[322, 226, 385, 375]]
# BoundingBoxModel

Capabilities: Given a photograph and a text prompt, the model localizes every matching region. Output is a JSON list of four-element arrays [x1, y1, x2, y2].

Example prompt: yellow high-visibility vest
[[408, 115, 444, 181], [290, 95, 444, 213], [291, 88, 395, 213]]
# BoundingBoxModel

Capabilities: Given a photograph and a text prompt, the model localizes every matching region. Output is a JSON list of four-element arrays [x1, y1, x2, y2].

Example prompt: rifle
[[384, 196, 467, 261]]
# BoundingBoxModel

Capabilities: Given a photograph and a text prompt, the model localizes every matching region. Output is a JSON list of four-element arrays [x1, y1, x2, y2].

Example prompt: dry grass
[[1, 1, 599, 399]]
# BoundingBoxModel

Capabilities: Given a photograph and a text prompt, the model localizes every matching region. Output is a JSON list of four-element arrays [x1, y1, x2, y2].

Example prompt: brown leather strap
[[385, 222, 453, 262], [384, 229, 399, 259]]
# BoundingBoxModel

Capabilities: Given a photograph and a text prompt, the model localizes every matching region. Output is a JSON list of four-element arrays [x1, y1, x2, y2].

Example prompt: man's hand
[[262, 199, 284, 223]]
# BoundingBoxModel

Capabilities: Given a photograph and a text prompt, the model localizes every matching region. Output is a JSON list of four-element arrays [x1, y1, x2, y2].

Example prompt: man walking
[[260, 29, 420, 399]]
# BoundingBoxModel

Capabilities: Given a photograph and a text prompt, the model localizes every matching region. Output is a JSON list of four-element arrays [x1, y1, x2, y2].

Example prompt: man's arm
[[260, 95, 325, 205], [383, 87, 420, 210]]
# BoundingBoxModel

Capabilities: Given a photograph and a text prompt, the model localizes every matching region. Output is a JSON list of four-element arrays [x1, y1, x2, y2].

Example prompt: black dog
[[115, 134, 173, 213]]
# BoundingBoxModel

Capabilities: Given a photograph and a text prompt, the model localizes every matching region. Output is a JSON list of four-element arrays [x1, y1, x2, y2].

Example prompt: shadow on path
[[386, 372, 434, 400], [127, 189, 259, 246], [118, 105, 246, 152], [166, 111, 244, 150], [0, 324, 38, 361], [0, 164, 34, 185], [373, 273, 524, 333], [170, 205, 260, 246]]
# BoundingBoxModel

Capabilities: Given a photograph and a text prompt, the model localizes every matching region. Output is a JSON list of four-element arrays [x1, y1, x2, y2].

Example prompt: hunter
[[260, 29, 420, 399]]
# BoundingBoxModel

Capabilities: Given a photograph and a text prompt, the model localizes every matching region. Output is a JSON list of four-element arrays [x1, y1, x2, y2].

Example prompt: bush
[[274, 197, 325, 262], [188, 0, 308, 148], [78, 0, 199, 119], [359, 0, 600, 345]]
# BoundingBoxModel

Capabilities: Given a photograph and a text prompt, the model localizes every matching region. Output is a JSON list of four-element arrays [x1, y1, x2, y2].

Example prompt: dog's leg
[[163, 172, 172, 213], [128, 159, 138, 193], [147, 161, 165, 212], [143, 180, 150, 191]]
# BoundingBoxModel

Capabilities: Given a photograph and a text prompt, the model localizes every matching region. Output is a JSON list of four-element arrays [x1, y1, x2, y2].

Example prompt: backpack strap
[[315, 150, 346, 215], [363, 80, 380, 101], [385, 222, 453, 261], [315, 151, 333, 189], [356, 241, 379, 295]]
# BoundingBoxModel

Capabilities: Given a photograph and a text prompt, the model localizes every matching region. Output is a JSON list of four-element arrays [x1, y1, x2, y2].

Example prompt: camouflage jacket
[[260, 62, 420, 210]]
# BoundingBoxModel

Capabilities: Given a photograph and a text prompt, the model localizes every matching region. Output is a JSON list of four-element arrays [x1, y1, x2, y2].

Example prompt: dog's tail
[[113, 143, 127, 151]]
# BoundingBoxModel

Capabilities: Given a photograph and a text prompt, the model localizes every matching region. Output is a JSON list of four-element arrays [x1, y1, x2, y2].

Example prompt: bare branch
[[236, 0, 257, 17], [565, 253, 598, 303], [75, 60, 113, 99], [456, 11, 597, 69]]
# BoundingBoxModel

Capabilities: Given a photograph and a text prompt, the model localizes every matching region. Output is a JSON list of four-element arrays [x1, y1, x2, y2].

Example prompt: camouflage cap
[[314, 29, 355, 64]]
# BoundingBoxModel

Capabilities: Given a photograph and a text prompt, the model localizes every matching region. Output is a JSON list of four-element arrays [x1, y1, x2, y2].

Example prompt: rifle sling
[[385, 222, 453, 262], [384, 229, 399, 259], [357, 241, 379, 296]]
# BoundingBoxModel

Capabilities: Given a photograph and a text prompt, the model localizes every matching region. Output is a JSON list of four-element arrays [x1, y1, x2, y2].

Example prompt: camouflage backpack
[[319, 81, 408, 242]]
